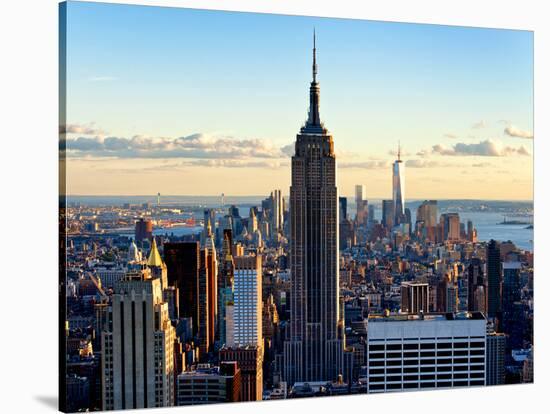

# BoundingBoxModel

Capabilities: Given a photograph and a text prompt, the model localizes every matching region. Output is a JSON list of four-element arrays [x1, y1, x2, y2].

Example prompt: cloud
[[416, 149, 430, 158], [430, 139, 530, 157], [472, 120, 486, 129], [339, 160, 392, 169], [504, 125, 533, 139], [281, 143, 294, 157], [405, 159, 453, 168], [65, 133, 288, 160], [183, 159, 289, 169], [444, 133, 458, 139], [60, 123, 106, 136]]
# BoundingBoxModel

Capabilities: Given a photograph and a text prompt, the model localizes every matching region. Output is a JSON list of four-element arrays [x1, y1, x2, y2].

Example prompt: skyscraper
[[217, 229, 235, 349], [355, 185, 368, 225], [487, 240, 502, 322], [135, 218, 153, 245], [284, 32, 343, 385], [227, 255, 263, 347], [147, 238, 168, 290], [416, 200, 438, 227], [339, 196, 348, 222], [102, 269, 177, 410], [486, 332, 506, 385], [382, 199, 394, 229], [164, 242, 200, 333], [467, 258, 486, 313], [271, 189, 284, 235], [441, 213, 461, 241], [204, 222, 218, 350], [392, 143, 405, 226]]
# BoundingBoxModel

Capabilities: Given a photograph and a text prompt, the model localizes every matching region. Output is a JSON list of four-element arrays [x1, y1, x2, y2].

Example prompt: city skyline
[[62, 2, 533, 200]]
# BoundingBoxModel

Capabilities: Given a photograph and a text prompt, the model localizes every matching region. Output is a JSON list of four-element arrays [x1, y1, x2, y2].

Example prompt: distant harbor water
[[453, 212, 532, 251], [151, 211, 532, 252], [68, 196, 533, 252]]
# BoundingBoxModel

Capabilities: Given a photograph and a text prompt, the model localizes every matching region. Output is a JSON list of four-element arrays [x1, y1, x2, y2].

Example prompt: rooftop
[[368, 311, 486, 323]]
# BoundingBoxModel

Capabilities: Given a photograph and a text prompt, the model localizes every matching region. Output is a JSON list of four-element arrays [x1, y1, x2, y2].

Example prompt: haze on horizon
[[62, 2, 534, 201]]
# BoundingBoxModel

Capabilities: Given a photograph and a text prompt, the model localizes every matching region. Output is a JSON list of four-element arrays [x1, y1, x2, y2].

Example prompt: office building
[[392, 143, 405, 225], [487, 240, 502, 322], [135, 218, 153, 245], [467, 258, 486, 313], [204, 222, 218, 351], [486, 332, 506, 385], [382, 200, 394, 229], [147, 238, 168, 290], [164, 242, 200, 333], [219, 346, 263, 401], [271, 189, 284, 235], [366, 312, 486, 393], [176, 363, 241, 405], [440, 213, 461, 241], [284, 32, 343, 385], [400, 282, 429, 314], [218, 229, 235, 348], [102, 269, 176, 410], [355, 184, 368, 225]]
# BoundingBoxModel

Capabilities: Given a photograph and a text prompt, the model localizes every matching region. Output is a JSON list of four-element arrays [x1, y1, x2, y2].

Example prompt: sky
[[62, 1, 534, 200]]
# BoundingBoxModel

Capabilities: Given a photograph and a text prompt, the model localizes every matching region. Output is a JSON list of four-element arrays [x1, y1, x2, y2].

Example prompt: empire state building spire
[[312, 29, 317, 82], [305, 29, 322, 130]]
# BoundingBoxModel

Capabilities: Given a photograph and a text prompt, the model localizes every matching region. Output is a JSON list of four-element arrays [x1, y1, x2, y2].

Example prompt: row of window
[[369, 352, 485, 359], [369, 342, 484, 351], [370, 372, 485, 382], [369, 360, 486, 369], [369, 380, 485, 391]]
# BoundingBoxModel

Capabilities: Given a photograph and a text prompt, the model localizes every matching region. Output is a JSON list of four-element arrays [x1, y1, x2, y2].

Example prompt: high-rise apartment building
[[283, 32, 343, 385], [227, 255, 263, 347]]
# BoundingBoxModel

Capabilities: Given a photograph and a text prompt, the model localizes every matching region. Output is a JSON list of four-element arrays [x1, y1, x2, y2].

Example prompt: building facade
[[228, 255, 263, 348], [102, 270, 176, 410], [284, 32, 343, 385], [366, 313, 486, 393]]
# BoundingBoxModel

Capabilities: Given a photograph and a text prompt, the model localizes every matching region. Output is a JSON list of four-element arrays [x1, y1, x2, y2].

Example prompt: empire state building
[[283, 32, 343, 385]]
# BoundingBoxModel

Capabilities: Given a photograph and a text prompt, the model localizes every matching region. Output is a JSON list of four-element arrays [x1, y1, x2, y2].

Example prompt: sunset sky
[[62, 1, 534, 200]]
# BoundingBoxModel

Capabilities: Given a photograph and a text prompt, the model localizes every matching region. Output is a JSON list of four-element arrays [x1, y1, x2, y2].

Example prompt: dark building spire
[[312, 28, 317, 82], [397, 141, 402, 162], [305, 29, 322, 130]]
